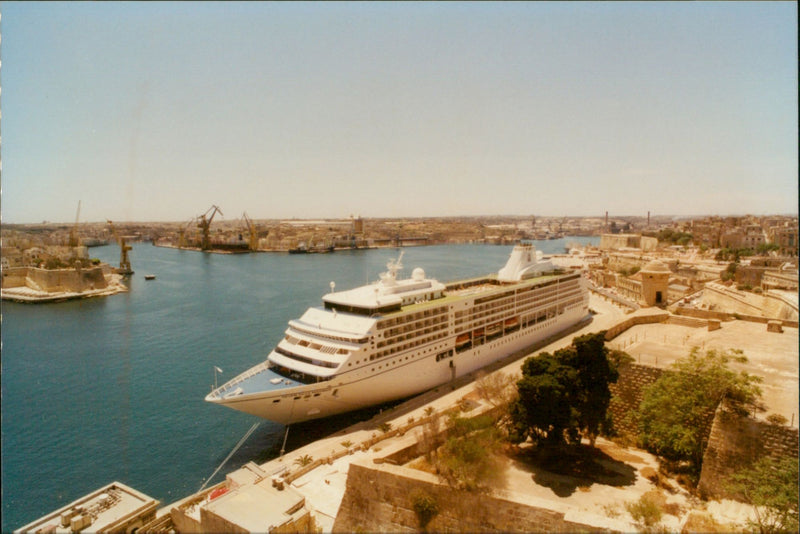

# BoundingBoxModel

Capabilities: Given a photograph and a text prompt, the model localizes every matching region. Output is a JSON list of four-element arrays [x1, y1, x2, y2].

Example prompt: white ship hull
[[206, 245, 590, 425]]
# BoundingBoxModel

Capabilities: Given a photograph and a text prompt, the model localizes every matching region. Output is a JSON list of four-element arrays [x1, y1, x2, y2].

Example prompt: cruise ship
[[205, 244, 590, 424]]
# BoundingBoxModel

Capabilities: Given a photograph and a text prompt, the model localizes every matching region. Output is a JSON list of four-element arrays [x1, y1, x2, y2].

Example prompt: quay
[[14, 293, 798, 532]]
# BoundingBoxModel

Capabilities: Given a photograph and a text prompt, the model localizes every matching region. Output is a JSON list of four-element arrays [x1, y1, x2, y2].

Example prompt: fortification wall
[[1, 267, 29, 288], [674, 305, 799, 328], [332, 463, 611, 533], [700, 282, 799, 321], [6, 266, 110, 293], [31, 266, 109, 292], [607, 363, 665, 438], [698, 408, 799, 500], [603, 310, 669, 341]]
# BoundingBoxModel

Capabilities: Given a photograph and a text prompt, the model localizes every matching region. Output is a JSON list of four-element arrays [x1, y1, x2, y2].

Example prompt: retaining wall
[[603, 310, 669, 341], [332, 463, 612, 533], [674, 306, 799, 328], [607, 363, 665, 438], [698, 408, 799, 500]]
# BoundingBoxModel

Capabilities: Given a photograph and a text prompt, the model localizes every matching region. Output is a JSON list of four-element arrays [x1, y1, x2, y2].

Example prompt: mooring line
[[199, 422, 260, 492]]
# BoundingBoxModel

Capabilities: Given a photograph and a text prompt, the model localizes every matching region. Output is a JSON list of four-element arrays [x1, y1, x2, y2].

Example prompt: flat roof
[[204, 478, 306, 532], [14, 481, 158, 534]]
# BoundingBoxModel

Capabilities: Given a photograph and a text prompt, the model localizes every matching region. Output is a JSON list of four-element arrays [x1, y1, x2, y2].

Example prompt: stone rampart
[[698, 408, 799, 500], [332, 463, 612, 533], [29, 266, 109, 292], [603, 310, 669, 341], [1, 267, 29, 288], [607, 363, 665, 438], [2, 266, 109, 293], [674, 306, 799, 328]]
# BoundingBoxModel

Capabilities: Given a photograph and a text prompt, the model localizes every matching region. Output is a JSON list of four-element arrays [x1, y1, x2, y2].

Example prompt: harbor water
[[1, 239, 597, 531]]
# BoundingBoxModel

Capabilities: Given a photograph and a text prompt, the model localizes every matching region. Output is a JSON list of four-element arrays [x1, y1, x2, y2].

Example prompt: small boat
[[144, 275, 156, 280]]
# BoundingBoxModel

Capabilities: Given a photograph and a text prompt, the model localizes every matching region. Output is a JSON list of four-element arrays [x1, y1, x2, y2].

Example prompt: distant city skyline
[[1, 2, 797, 224]]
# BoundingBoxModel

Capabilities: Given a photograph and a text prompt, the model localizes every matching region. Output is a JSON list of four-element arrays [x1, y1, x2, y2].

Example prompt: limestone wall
[[2, 266, 109, 292], [607, 363, 665, 438], [603, 310, 669, 341], [1, 267, 29, 288], [332, 463, 611, 533], [698, 408, 799, 500], [701, 282, 798, 321], [674, 305, 799, 328]]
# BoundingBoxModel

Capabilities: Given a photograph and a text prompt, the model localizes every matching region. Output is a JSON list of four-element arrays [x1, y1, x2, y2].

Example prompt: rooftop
[[14, 481, 158, 534]]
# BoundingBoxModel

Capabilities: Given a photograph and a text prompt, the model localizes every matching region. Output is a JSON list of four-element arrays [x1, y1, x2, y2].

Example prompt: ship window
[[273, 399, 280, 403]]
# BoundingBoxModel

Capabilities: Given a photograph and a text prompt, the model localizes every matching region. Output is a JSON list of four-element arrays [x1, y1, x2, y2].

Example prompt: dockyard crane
[[68, 201, 82, 248], [178, 217, 196, 249], [107, 220, 133, 275], [242, 212, 260, 251], [197, 205, 223, 251]]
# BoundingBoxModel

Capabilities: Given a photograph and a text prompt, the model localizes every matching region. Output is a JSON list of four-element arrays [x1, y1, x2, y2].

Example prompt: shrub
[[766, 413, 788, 426], [293, 454, 313, 467], [435, 414, 506, 492], [410, 489, 439, 529], [727, 456, 799, 534], [625, 491, 664, 531]]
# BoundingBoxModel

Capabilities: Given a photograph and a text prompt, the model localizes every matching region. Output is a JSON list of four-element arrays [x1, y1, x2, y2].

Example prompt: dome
[[412, 267, 426, 281], [641, 260, 670, 273]]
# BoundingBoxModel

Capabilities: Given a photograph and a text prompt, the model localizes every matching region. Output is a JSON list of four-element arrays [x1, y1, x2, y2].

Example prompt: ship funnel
[[498, 243, 553, 282]]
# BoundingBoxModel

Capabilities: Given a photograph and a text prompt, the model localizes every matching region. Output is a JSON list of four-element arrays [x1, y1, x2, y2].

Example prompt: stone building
[[615, 260, 672, 307], [599, 233, 658, 252], [769, 225, 798, 256], [640, 260, 671, 306]]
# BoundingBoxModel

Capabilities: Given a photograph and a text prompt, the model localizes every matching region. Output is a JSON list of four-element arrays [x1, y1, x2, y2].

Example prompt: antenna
[[380, 250, 405, 284]]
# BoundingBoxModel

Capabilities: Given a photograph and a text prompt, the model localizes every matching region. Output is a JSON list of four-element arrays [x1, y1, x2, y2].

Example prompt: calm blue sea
[[1, 238, 596, 531]]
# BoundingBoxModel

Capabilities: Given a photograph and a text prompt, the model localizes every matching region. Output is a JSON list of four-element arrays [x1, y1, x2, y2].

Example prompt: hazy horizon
[[1, 2, 797, 224]]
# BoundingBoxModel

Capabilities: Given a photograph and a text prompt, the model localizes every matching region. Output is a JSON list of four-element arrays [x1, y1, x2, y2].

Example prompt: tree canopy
[[633, 347, 763, 475], [509, 332, 621, 448], [728, 455, 799, 534]]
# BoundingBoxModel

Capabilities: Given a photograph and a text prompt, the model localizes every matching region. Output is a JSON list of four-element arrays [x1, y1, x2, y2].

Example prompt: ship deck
[[391, 273, 563, 314], [208, 363, 303, 401]]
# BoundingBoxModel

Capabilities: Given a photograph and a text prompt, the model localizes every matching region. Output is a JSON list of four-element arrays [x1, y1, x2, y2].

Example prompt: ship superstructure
[[205, 244, 589, 424]]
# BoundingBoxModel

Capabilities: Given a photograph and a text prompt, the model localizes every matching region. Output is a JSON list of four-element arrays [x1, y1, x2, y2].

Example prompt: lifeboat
[[209, 487, 229, 501], [456, 333, 470, 346], [504, 317, 519, 327]]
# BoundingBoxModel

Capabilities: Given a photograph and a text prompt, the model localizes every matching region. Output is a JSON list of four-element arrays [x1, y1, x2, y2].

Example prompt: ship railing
[[212, 361, 271, 397]]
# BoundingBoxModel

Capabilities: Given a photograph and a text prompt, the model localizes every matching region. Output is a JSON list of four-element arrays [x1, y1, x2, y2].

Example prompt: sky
[[1, 2, 797, 224]]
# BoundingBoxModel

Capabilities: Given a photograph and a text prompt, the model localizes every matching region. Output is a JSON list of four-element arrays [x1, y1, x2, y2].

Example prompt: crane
[[197, 205, 222, 251], [68, 200, 82, 248], [241, 212, 260, 251], [178, 217, 196, 249], [107, 220, 133, 275]]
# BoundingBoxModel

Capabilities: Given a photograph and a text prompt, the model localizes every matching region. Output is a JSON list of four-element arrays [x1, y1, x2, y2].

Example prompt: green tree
[[510, 351, 578, 446], [561, 332, 620, 446], [293, 454, 314, 467], [727, 456, 799, 534], [509, 332, 620, 448], [435, 414, 506, 492], [634, 348, 763, 478]]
